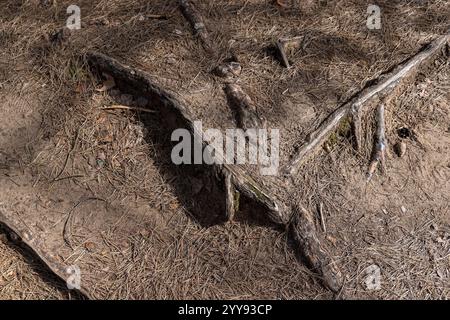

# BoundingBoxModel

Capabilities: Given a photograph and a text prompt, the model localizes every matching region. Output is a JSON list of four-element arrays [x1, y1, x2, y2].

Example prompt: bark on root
[[289, 205, 343, 293], [367, 104, 387, 181]]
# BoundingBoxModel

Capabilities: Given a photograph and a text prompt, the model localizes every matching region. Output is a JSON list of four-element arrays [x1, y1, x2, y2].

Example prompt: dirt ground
[[0, 0, 449, 299]]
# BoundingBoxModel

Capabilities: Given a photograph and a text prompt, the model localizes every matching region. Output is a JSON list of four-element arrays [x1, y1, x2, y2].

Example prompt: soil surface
[[0, 0, 449, 299]]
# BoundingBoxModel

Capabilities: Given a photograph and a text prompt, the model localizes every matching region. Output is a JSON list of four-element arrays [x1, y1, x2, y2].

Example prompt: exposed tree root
[[282, 32, 449, 177], [289, 205, 343, 293], [276, 36, 304, 68], [179, 0, 214, 54], [367, 104, 387, 181], [224, 84, 265, 130], [86, 51, 288, 226], [225, 172, 236, 222]]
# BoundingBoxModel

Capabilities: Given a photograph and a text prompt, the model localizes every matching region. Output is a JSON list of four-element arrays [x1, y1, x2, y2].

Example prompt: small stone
[[394, 141, 407, 157], [400, 206, 407, 214], [84, 241, 97, 252]]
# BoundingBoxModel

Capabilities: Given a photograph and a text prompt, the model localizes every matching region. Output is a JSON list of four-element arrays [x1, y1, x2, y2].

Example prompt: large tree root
[[282, 32, 449, 177], [180, 0, 215, 54], [86, 52, 345, 293], [86, 51, 288, 226]]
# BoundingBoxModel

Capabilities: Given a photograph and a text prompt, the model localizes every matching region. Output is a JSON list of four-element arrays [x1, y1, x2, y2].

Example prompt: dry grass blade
[[101, 105, 157, 113]]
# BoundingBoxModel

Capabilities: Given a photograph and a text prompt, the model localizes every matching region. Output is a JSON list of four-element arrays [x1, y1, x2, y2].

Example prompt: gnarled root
[[289, 205, 343, 293]]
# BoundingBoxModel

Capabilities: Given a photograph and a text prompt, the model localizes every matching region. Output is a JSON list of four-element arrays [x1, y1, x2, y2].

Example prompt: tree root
[[224, 83, 265, 130], [289, 205, 343, 293], [282, 32, 449, 178], [367, 104, 387, 181], [179, 0, 215, 55], [86, 51, 289, 226]]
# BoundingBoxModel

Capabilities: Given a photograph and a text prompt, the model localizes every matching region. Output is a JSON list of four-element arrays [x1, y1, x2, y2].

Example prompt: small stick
[[367, 104, 387, 181], [179, 0, 214, 54], [319, 202, 326, 233], [101, 105, 156, 113]]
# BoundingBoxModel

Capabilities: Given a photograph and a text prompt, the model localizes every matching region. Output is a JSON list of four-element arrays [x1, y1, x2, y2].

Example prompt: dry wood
[[350, 105, 363, 151], [225, 172, 237, 221], [289, 205, 343, 293], [179, 0, 214, 54], [224, 84, 265, 130], [86, 51, 288, 225], [276, 36, 303, 68], [367, 104, 386, 181], [282, 32, 449, 177]]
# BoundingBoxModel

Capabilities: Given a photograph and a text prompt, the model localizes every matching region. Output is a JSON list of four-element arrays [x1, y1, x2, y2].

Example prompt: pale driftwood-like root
[[367, 104, 387, 181], [276, 36, 304, 68], [87, 51, 288, 226], [350, 105, 363, 152], [224, 83, 265, 130], [289, 205, 343, 293], [225, 172, 237, 221], [179, 0, 214, 54], [282, 32, 449, 178]]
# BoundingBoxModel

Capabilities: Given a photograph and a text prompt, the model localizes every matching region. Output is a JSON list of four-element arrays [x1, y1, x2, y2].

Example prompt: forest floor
[[0, 0, 449, 299]]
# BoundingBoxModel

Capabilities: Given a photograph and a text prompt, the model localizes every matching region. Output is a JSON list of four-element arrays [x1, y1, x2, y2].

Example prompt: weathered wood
[[350, 104, 362, 151], [224, 84, 265, 130], [276, 36, 303, 68], [0, 209, 91, 298], [283, 32, 449, 177], [179, 0, 214, 54], [367, 104, 387, 180], [225, 172, 237, 221], [86, 51, 288, 225], [289, 205, 343, 293]]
